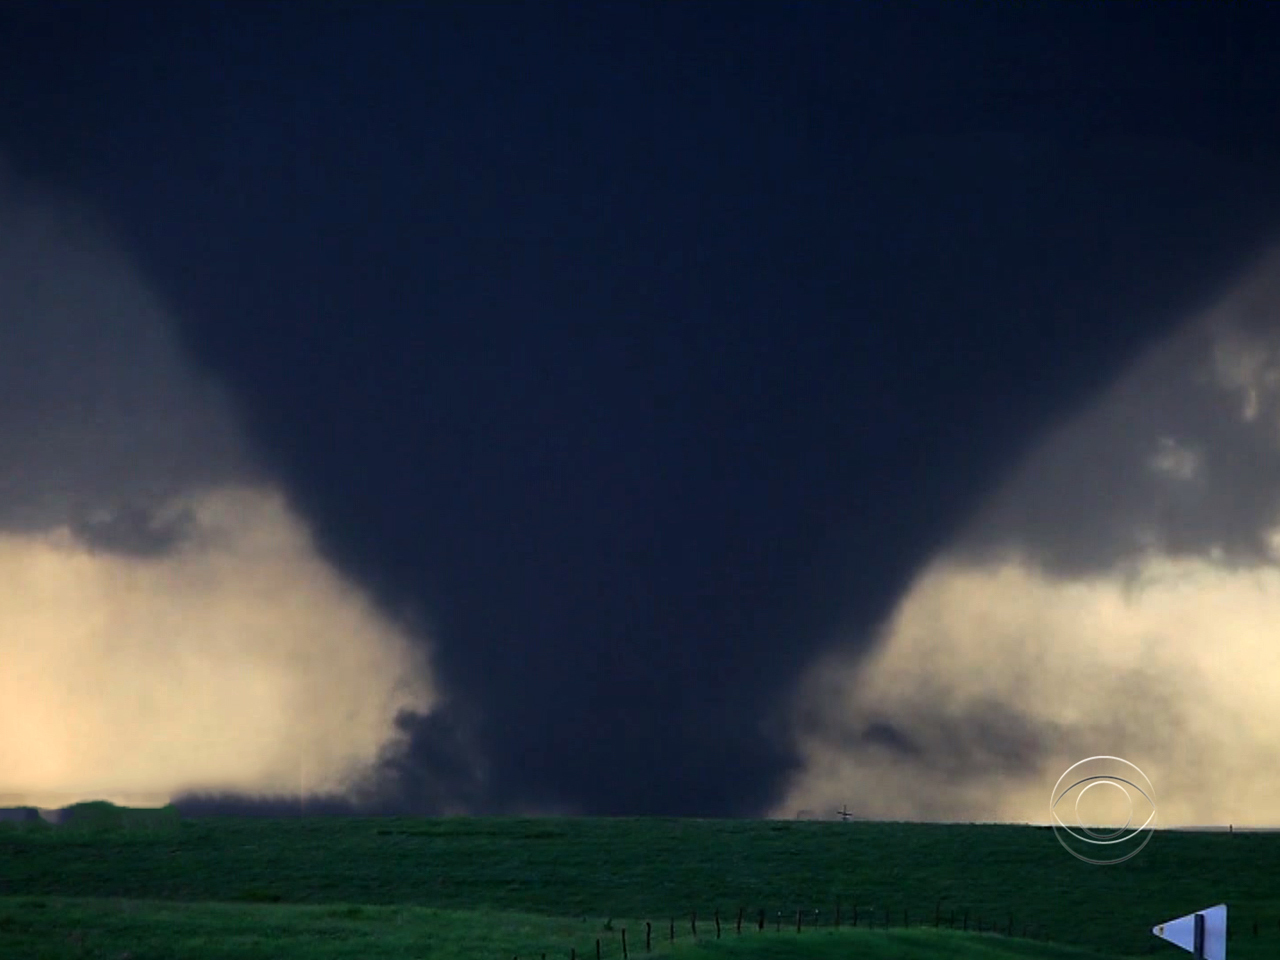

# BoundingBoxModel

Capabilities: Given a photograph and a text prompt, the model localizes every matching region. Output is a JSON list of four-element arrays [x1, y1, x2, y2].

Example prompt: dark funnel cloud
[[3, 4, 1280, 817]]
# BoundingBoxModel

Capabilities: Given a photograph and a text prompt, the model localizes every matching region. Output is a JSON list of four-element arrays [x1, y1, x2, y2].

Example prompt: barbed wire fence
[[505, 896, 1059, 959]]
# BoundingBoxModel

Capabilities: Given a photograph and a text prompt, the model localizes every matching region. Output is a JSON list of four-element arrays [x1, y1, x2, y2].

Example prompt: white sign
[[1152, 904, 1227, 959]]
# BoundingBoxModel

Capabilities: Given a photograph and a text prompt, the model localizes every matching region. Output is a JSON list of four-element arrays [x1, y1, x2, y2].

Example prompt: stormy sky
[[2, 3, 1280, 822]]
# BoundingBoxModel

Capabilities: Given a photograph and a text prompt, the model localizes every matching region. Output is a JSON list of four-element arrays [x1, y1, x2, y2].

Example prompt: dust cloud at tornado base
[[776, 248, 1280, 827]]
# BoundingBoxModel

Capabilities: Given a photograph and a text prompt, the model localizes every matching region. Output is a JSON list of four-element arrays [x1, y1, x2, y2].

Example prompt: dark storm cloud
[[69, 503, 198, 557], [857, 722, 924, 759], [4, 4, 1280, 818]]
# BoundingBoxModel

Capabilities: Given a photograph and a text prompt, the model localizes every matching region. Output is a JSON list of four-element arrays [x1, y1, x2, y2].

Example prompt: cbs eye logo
[[1050, 756, 1156, 865]]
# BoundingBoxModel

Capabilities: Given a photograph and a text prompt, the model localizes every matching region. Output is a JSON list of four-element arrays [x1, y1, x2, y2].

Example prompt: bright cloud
[[0, 163, 435, 809]]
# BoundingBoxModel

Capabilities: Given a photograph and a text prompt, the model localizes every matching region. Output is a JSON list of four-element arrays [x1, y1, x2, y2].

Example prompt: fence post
[[691, 911, 696, 938], [595, 938, 600, 960], [645, 922, 651, 953], [621, 928, 628, 960], [757, 908, 764, 932], [715, 909, 720, 939], [737, 907, 743, 934], [796, 909, 802, 934]]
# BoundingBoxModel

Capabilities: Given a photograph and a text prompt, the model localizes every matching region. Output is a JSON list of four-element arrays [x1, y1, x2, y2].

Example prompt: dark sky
[[3, 2, 1280, 817]]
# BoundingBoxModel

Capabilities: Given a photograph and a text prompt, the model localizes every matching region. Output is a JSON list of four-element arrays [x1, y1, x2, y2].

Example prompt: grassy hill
[[0, 897, 1135, 960], [2, 808, 1278, 958]]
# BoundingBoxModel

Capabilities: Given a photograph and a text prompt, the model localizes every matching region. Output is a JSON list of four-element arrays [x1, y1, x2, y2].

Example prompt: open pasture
[[3, 808, 1277, 958]]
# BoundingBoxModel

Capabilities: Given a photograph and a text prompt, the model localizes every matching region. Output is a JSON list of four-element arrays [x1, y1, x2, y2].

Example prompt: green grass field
[[2, 806, 1277, 958]]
